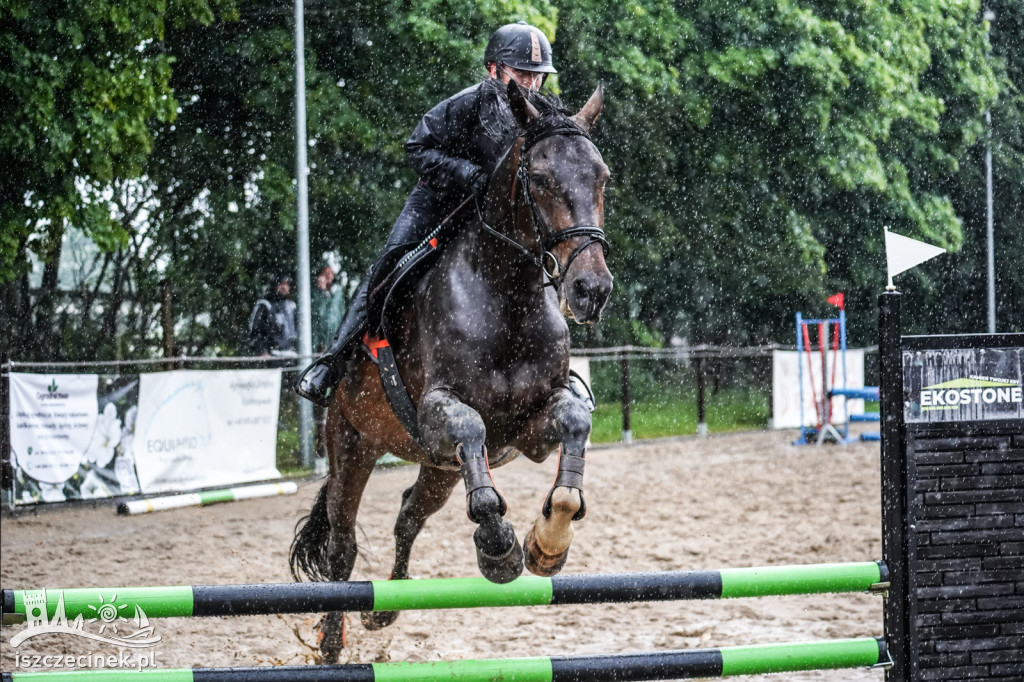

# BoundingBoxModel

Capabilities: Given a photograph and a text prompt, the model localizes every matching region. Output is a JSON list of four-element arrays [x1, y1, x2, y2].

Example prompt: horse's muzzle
[[565, 270, 613, 324]]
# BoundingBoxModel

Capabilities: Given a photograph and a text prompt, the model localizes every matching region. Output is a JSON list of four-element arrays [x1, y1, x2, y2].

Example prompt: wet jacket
[[405, 78, 518, 201], [248, 293, 297, 355]]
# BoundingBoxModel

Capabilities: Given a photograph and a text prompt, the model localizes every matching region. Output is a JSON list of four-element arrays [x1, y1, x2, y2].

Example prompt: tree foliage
[[2, 0, 1019, 363]]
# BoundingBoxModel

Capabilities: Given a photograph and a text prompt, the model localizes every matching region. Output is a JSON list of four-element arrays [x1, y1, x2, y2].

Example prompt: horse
[[290, 80, 613, 663]]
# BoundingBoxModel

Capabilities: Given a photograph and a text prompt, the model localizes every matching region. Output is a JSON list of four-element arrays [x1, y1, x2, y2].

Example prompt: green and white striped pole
[[116, 482, 298, 515], [3, 562, 887, 623], [0, 638, 888, 681]]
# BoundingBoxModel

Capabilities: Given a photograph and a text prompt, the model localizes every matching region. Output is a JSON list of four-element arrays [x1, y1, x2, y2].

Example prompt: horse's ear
[[571, 83, 603, 133], [507, 79, 539, 128]]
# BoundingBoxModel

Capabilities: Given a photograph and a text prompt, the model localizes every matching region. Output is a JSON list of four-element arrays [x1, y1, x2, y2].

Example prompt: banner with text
[[8, 373, 146, 504], [133, 369, 282, 493], [903, 346, 1023, 423]]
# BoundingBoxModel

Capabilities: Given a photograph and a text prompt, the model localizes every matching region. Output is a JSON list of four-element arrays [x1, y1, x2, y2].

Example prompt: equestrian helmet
[[484, 21, 557, 74]]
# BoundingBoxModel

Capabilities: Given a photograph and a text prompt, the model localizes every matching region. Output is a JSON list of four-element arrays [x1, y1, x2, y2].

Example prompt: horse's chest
[[476, 361, 558, 408]]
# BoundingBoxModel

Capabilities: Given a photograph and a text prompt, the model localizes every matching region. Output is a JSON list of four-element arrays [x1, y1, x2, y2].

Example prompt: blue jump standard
[[830, 387, 879, 401]]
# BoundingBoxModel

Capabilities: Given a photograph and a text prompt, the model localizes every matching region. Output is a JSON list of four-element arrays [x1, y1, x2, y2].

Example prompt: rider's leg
[[295, 185, 444, 407]]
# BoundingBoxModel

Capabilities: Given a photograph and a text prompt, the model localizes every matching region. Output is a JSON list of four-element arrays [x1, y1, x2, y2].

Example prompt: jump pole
[[0, 638, 888, 682], [116, 482, 298, 515], [2, 562, 887, 623]]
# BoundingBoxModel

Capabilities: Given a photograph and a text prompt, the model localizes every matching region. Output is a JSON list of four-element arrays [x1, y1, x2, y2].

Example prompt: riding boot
[[295, 279, 369, 407], [296, 185, 445, 407]]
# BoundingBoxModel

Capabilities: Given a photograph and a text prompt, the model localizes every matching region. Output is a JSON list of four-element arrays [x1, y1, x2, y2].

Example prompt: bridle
[[476, 118, 609, 289]]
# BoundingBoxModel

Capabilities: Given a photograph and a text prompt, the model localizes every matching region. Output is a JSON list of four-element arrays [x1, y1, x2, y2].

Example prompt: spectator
[[310, 263, 345, 460], [311, 263, 346, 353], [249, 275, 298, 356]]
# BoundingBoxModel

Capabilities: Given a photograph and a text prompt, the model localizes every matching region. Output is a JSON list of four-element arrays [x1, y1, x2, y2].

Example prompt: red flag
[[826, 292, 845, 309]]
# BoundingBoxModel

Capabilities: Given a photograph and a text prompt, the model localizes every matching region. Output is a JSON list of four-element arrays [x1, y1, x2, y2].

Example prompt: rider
[[296, 21, 557, 407]]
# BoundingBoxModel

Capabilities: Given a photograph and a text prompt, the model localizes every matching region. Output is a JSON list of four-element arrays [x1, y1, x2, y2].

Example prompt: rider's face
[[494, 65, 543, 92]]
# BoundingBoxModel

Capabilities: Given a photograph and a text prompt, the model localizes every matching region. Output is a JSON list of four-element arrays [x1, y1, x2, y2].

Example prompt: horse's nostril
[[574, 279, 590, 302]]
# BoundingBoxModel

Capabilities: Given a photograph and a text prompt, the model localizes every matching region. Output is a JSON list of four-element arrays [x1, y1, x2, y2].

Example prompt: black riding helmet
[[484, 21, 557, 74]]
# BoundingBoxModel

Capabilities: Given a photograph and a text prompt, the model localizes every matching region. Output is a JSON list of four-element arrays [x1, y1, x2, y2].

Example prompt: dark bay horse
[[290, 81, 612, 662]]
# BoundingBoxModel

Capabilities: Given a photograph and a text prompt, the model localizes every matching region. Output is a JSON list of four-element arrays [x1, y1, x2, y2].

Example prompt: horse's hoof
[[523, 526, 569, 577], [475, 531, 524, 584], [316, 613, 346, 664], [360, 610, 400, 631]]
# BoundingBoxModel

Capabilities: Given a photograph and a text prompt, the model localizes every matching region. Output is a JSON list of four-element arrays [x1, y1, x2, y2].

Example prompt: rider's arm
[[405, 86, 483, 195]]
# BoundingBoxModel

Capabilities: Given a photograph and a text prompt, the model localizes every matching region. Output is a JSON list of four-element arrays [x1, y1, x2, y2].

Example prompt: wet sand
[[2, 430, 885, 680]]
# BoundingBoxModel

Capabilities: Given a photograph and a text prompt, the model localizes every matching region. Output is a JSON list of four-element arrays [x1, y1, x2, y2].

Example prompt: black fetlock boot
[[295, 280, 369, 407]]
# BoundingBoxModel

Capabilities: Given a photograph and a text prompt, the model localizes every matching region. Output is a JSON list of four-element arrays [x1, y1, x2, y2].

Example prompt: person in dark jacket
[[296, 21, 557, 406], [249, 275, 298, 356]]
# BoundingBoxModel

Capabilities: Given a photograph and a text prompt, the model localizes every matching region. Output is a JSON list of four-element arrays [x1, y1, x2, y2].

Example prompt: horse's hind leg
[[518, 388, 590, 576], [361, 464, 461, 630], [419, 387, 524, 584], [289, 412, 379, 663]]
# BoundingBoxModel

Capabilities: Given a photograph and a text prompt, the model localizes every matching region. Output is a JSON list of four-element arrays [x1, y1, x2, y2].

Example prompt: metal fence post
[[621, 353, 632, 444], [696, 355, 708, 436]]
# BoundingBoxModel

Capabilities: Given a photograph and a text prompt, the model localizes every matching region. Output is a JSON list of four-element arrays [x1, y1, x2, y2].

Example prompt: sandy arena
[[2, 431, 886, 681]]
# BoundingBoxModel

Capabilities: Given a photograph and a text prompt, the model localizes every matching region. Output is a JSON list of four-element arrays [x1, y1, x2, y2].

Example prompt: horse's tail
[[289, 482, 333, 582]]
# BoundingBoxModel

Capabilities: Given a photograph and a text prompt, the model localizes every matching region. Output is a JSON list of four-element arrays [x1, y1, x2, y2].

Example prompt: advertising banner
[[772, 350, 866, 429], [133, 369, 282, 493], [903, 346, 1023, 423], [10, 373, 98, 485], [8, 374, 144, 504]]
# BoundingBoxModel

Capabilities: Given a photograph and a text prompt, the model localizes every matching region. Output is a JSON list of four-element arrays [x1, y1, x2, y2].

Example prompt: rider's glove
[[467, 167, 489, 199]]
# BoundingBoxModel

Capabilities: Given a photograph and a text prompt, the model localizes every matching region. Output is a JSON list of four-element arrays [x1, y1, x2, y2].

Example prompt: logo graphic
[[36, 377, 70, 401], [920, 376, 1023, 411], [10, 591, 161, 649]]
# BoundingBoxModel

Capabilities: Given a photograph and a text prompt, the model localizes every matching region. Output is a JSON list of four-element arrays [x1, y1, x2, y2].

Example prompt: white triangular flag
[[884, 228, 946, 288]]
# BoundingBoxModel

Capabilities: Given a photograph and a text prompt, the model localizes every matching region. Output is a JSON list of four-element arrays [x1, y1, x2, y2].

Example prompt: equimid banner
[[133, 369, 282, 493]]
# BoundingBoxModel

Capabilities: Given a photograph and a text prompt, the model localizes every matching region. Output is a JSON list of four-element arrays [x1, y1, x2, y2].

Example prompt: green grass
[[590, 389, 771, 443], [277, 388, 772, 466]]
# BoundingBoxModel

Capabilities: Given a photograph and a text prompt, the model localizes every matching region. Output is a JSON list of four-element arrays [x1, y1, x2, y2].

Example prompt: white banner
[[133, 369, 282, 493], [9, 373, 99, 486], [772, 349, 866, 429]]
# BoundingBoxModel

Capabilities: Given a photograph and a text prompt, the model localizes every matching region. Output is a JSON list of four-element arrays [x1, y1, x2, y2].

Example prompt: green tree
[[914, 1, 1024, 334], [556, 0, 998, 347], [1, 0, 235, 358]]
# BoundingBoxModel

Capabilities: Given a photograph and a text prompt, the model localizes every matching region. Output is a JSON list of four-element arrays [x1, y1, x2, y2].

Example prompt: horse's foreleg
[[520, 389, 590, 576], [419, 388, 524, 584], [361, 465, 461, 630]]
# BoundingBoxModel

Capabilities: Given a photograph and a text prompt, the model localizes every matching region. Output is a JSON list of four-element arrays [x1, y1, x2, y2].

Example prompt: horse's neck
[[466, 140, 547, 293], [459, 212, 546, 302]]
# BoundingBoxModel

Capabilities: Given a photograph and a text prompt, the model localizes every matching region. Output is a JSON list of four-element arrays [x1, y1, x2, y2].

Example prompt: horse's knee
[[551, 395, 591, 445], [419, 390, 486, 462]]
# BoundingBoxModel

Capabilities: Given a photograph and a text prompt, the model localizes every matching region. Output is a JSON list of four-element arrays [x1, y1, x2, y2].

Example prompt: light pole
[[294, 0, 314, 467], [984, 8, 996, 334]]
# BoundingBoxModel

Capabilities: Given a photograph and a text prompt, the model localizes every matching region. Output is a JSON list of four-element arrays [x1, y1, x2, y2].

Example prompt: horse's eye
[[531, 175, 551, 190]]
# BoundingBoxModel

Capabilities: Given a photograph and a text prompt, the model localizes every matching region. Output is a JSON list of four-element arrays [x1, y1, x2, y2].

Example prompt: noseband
[[476, 119, 609, 289]]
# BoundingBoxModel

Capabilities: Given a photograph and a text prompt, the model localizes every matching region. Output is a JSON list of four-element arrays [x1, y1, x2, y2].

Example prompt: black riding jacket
[[405, 78, 518, 199]]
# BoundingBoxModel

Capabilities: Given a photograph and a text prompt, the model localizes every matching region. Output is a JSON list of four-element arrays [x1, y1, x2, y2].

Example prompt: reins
[[475, 119, 609, 289]]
